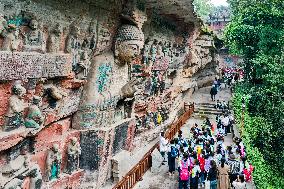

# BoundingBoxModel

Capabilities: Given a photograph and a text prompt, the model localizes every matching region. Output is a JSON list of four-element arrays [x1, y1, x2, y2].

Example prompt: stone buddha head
[[52, 144, 59, 153], [114, 24, 144, 66], [70, 137, 78, 146], [32, 95, 42, 105], [29, 19, 39, 30], [12, 83, 26, 98]]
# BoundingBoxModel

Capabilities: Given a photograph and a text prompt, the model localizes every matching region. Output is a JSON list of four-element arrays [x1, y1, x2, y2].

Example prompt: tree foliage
[[226, 1, 284, 188], [193, 0, 214, 20]]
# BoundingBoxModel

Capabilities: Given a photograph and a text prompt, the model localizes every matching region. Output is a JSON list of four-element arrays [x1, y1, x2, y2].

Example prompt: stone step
[[195, 107, 222, 112], [194, 110, 221, 115], [195, 104, 216, 108], [195, 102, 215, 106]]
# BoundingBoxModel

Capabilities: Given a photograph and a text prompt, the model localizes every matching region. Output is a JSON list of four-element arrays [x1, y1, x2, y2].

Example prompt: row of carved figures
[[46, 139, 81, 181], [142, 38, 189, 65], [3, 82, 67, 132], [0, 15, 96, 53], [0, 15, 95, 78], [0, 138, 81, 189]]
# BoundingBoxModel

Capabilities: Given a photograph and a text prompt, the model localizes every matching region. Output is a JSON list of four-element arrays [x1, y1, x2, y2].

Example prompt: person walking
[[159, 132, 168, 165], [190, 159, 201, 189], [218, 158, 230, 189], [232, 175, 246, 189], [207, 160, 218, 189], [221, 114, 230, 136], [178, 153, 190, 189], [210, 85, 218, 101], [227, 154, 241, 186], [168, 140, 178, 176]]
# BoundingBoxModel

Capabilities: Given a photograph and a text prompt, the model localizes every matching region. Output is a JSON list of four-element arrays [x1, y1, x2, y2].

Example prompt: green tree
[[193, 0, 214, 20], [225, 0, 284, 188]]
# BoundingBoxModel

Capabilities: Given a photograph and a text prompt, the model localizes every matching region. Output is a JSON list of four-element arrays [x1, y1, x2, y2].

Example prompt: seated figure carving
[[24, 96, 44, 129], [1, 24, 19, 51], [22, 18, 45, 53], [4, 83, 27, 132]]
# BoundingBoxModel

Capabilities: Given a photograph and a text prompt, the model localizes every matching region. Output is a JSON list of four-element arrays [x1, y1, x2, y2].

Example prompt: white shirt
[[232, 181, 246, 189], [222, 116, 230, 126], [159, 136, 168, 152]]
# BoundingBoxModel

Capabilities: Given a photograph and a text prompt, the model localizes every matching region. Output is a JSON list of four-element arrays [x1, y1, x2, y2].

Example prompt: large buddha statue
[[73, 8, 146, 129]]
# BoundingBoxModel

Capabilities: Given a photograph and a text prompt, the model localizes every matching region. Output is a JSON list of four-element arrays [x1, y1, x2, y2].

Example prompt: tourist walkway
[[134, 86, 233, 189]]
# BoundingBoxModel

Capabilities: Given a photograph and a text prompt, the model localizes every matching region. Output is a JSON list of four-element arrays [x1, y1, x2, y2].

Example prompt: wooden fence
[[112, 103, 194, 189]]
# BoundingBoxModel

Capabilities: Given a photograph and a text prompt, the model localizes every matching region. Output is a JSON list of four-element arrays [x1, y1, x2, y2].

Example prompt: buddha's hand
[[120, 78, 139, 98]]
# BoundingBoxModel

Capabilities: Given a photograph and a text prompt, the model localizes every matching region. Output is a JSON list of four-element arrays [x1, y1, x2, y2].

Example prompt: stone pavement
[[133, 86, 233, 189]]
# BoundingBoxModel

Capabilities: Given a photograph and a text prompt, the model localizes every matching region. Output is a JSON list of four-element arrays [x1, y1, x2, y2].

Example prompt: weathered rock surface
[[0, 0, 218, 188]]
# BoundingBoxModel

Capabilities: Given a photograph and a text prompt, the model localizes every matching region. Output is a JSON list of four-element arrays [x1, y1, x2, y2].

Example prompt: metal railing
[[113, 103, 194, 189]]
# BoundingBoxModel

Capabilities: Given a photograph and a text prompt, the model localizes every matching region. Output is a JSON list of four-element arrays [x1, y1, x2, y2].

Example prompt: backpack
[[210, 137, 215, 145], [170, 146, 178, 158], [180, 160, 189, 181]]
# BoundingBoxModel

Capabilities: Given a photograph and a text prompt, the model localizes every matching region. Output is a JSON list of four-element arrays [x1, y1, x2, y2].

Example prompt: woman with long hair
[[207, 160, 218, 189], [218, 158, 230, 189]]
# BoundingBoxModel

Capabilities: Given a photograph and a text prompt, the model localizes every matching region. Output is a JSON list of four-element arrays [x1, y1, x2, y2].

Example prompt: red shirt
[[198, 155, 205, 172]]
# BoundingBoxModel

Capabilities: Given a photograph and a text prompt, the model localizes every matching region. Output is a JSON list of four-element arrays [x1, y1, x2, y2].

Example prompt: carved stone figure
[[76, 49, 92, 79], [22, 157, 43, 189], [120, 78, 139, 99], [0, 13, 7, 36], [65, 22, 82, 71], [47, 23, 62, 53], [24, 96, 44, 129], [73, 8, 146, 129], [1, 24, 20, 51], [157, 41, 163, 58], [46, 144, 62, 181], [23, 19, 45, 53], [44, 86, 67, 109], [66, 137, 81, 174], [0, 155, 42, 189], [114, 24, 144, 66], [4, 83, 27, 131], [142, 38, 150, 65], [88, 20, 97, 50], [150, 39, 158, 63]]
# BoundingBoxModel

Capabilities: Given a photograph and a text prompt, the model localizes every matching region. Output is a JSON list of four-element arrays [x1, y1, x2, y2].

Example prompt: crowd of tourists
[[210, 69, 242, 101], [159, 115, 254, 189]]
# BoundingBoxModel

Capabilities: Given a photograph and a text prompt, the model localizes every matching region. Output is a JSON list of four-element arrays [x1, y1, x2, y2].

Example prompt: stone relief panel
[[0, 52, 72, 80]]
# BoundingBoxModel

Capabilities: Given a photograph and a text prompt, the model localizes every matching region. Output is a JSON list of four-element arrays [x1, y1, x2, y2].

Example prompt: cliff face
[[0, 0, 218, 188]]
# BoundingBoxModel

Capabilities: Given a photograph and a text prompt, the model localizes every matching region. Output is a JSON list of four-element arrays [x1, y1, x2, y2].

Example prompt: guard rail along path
[[113, 103, 195, 189]]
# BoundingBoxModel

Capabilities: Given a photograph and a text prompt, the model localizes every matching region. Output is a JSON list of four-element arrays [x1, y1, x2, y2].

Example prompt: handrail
[[112, 103, 194, 189]]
